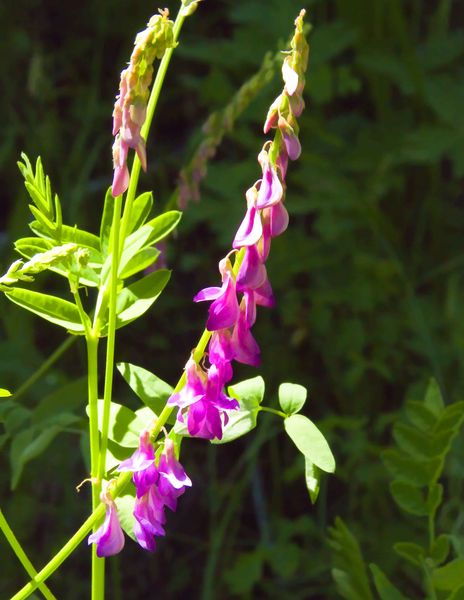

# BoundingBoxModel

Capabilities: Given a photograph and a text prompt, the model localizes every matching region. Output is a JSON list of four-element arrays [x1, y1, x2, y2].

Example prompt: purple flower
[[88, 493, 125, 558], [194, 259, 239, 331], [233, 187, 263, 249], [169, 360, 239, 440], [263, 202, 289, 239], [118, 430, 158, 498], [112, 137, 130, 197], [256, 149, 284, 209], [278, 115, 301, 161], [133, 485, 166, 552], [231, 296, 261, 367], [236, 244, 268, 291], [158, 439, 192, 496]]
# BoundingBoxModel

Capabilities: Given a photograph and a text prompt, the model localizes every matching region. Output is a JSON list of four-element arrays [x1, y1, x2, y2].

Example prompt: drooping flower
[[194, 257, 239, 331], [233, 186, 263, 249], [169, 359, 239, 440], [118, 429, 158, 498], [88, 485, 125, 558]]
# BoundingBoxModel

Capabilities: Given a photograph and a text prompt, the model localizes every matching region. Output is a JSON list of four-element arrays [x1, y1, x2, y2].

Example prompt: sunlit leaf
[[284, 414, 335, 473], [117, 362, 173, 419], [278, 382, 307, 415], [5, 288, 86, 334]]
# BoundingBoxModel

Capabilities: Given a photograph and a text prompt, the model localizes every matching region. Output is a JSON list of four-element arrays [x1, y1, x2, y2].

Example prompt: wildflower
[[111, 11, 175, 196], [119, 433, 191, 551], [169, 359, 238, 440], [194, 257, 239, 331], [88, 484, 125, 558]]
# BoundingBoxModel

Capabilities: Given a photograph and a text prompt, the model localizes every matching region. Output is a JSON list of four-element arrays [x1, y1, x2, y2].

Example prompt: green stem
[[118, 6, 187, 253], [10, 472, 132, 600], [85, 333, 103, 600], [259, 406, 287, 419], [0, 509, 56, 600], [13, 336, 76, 402], [92, 194, 123, 600]]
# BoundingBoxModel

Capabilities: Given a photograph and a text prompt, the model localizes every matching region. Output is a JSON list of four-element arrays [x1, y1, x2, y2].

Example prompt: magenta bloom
[[170, 359, 238, 440], [194, 260, 239, 331], [230, 297, 261, 367], [278, 115, 301, 161], [256, 150, 284, 209], [233, 187, 263, 249], [118, 430, 158, 498], [236, 245, 268, 291], [88, 498, 125, 558]]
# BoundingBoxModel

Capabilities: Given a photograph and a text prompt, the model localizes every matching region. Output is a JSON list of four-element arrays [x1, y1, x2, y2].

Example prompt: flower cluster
[[88, 432, 191, 555], [112, 10, 175, 197], [169, 10, 309, 441], [117, 431, 191, 552]]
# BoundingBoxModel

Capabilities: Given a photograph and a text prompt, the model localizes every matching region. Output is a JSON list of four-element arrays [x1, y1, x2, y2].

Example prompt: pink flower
[[194, 258, 239, 331], [88, 489, 125, 558]]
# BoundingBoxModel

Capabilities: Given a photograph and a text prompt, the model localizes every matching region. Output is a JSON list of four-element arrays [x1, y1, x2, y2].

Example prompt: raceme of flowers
[[112, 10, 175, 197], [88, 432, 191, 555], [169, 10, 309, 443], [89, 10, 308, 558]]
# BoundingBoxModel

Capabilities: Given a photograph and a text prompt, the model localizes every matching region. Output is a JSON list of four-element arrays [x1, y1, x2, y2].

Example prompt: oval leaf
[[5, 288, 85, 333], [117, 362, 174, 419], [279, 382, 307, 415], [284, 414, 335, 473], [432, 559, 464, 591]]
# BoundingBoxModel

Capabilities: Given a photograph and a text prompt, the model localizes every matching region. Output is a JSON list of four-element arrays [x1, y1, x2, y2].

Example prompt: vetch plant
[[0, 4, 334, 599]]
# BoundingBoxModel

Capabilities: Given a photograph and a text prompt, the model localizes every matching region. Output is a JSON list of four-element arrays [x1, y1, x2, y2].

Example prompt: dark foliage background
[[0, 0, 463, 598]]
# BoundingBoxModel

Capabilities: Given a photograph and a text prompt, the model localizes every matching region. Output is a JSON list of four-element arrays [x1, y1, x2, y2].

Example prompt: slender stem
[[259, 406, 287, 419], [98, 194, 122, 483], [13, 336, 76, 402], [118, 6, 187, 253], [0, 509, 56, 600], [85, 333, 104, 600], [10, 472, 132, 600], [92, 194, 123, 600]]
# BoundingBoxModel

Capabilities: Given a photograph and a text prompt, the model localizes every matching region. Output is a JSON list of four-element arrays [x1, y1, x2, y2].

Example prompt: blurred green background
[[1, 0, 463, 598]]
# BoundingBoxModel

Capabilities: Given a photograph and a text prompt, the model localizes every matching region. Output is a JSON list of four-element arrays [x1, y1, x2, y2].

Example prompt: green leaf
[[211, 376, 265, 444], [278, 382, 307, 415], [430, 534, 450, 566], [432, 559, 464, 591], [116, 362, 174, 419], [115, 490, 137, 542], [369, 564, 410, 600], [224, 551, 263, 595], [284, 414, 335, 473], [126, 192, 154, 235], [32, 377, 87, 423], [393, 542, 425, 567], [448, 585, 464, 600], [114, 269, 171, 330], [0, 388, 11, 397], [10, 423, 73, 489], [116, 211, 181, 279], [389, 481, 428, 516], [382, 449, 440, 486], [99, 188, 115, 256], [119, 247, 160, 279], [30, 221, 102, 255], [427, 482, 443, 516], [435, 402, 464, 435], [305, 458, 321, 504], [144, 211, 182, 245], [328, 517, 373, 600], [89, 400, 153, 448], [105, 439, 134, 473], [404, 400, 437, 432], [424, 379, 444, 417], [5, 288, 86, 334]]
